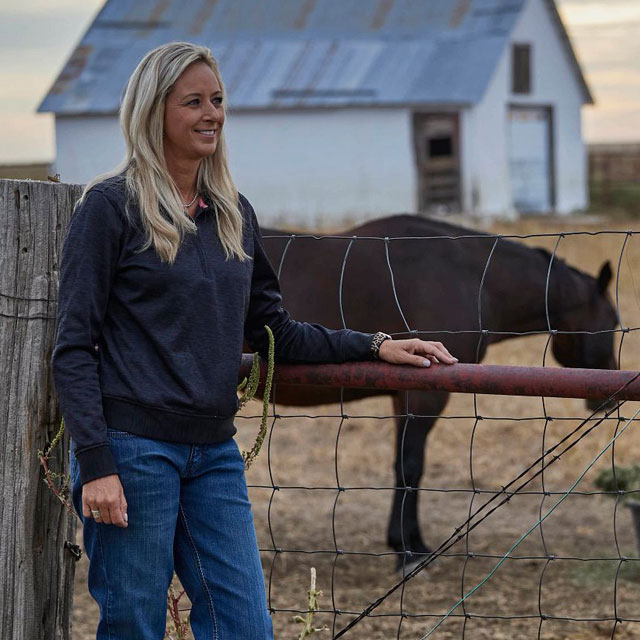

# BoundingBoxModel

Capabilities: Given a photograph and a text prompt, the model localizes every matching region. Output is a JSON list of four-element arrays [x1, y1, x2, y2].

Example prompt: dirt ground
[[71, 217, 640, 639]]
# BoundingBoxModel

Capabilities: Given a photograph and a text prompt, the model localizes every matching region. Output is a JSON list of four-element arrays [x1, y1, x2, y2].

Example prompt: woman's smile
[[195, 129, 217, 137]]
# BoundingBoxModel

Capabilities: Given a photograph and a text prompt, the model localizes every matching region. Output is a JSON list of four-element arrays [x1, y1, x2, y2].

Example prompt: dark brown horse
[[258, 214, 617, 568]]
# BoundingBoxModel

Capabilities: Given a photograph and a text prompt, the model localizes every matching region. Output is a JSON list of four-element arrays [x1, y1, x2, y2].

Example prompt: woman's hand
[[378, 338, 458, 367], [82, 474, 129, 527]]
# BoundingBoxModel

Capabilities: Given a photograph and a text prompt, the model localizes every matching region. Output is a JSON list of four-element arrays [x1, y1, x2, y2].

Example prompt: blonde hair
[[82, 41, 248, 263]]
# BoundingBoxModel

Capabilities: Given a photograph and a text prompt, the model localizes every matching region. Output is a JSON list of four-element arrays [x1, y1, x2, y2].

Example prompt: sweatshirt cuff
[[343, 330, 376, 361], [75, 444, 118, 485]]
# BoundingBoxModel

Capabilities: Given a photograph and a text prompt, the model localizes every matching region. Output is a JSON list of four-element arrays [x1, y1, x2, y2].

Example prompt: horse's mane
[[533, 246, 592, 284], [351, 215, 594, 283]]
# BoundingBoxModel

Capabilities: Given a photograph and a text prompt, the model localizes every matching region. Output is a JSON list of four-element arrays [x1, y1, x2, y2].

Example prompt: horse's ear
[[597, 261, 613, 294]]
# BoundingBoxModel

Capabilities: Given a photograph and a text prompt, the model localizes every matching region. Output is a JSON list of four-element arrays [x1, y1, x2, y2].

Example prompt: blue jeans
[[70, 430, 273, 640]]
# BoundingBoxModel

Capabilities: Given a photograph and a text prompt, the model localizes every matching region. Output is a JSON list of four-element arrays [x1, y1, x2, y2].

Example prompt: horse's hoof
[[395, 551, 438, 575]]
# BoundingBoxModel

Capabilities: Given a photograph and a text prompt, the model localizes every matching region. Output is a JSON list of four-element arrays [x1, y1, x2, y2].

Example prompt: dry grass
[[72, 217, 640, 639]]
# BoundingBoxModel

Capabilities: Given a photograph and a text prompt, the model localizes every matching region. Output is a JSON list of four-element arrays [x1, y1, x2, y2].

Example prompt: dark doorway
[[413, 113, 461, 214]]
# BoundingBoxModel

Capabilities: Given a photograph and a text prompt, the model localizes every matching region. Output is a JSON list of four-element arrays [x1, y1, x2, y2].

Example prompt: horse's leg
[[387, 390, 449, 570]]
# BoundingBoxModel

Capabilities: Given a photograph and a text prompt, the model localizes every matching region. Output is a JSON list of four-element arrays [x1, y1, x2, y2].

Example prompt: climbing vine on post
[[38, 418, 75, 516]]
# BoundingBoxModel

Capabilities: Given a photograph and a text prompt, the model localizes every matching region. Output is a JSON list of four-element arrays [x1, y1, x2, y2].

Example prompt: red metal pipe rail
[[239, 356, 640, 401]]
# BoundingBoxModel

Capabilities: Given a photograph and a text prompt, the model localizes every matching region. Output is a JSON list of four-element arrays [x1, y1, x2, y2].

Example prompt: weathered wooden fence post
[[0, 179, 82, 640]]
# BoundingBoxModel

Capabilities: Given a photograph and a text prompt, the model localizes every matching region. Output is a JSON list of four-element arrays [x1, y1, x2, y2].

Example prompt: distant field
[[590, 183, 640, 218], [72, 217, 640, 640]]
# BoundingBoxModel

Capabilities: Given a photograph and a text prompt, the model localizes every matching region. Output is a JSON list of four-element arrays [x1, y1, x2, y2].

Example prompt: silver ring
[[91, 509, 101, 519]]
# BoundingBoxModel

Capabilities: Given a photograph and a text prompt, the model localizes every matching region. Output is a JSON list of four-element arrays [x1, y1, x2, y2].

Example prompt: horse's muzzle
[[586, 397, 618, 413]]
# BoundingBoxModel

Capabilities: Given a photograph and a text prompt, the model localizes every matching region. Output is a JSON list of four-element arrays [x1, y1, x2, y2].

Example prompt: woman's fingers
[[108, 503, 125, 527], [100, 507, 114, 525], [121, 494, 129, 526], [407, 353, 435, 367], [378, 339, 458, 367], [82, 474, 128, 527], [109, 491, 129, 528], [416, 340, 457, 364]]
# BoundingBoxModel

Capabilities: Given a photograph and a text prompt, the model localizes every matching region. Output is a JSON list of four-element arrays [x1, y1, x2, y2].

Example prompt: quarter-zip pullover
[[52, 175, 375, 485]]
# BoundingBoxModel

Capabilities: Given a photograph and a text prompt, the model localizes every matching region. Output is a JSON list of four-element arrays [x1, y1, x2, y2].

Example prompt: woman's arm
[[243, 200, 374, 364], [52, 188, 124, 486], [242, 198, 457, 367]]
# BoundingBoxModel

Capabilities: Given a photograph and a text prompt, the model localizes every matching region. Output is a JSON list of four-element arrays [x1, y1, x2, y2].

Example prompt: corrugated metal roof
[[39, 0, 591, 115]]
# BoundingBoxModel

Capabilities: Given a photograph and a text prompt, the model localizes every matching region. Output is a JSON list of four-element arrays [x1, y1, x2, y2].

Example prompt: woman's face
[[163, 61, 225, 165]]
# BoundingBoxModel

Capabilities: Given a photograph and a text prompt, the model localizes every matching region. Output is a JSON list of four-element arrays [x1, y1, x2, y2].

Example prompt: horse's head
[[551, 261, 619, 410]]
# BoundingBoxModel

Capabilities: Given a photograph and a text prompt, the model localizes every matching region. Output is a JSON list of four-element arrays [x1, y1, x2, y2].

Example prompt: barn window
[[512, 44, 532, 94], [428, 136, 453, 158]]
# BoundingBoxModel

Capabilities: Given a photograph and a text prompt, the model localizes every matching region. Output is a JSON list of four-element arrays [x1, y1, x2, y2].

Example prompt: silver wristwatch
[[370, 332, 392, 359]]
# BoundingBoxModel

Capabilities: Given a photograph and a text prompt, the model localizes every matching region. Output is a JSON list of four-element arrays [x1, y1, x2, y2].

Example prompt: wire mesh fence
[[231, 222, 640, 639], [6, 183, 635, 639], [3, 180, 638, 639]]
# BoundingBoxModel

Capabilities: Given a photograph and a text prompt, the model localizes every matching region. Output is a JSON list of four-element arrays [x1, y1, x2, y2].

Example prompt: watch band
[[371, 332, 392, 359]]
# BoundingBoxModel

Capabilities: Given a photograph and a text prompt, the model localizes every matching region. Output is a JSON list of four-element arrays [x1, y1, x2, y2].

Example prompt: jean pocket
[[106, 428, 136, 438]]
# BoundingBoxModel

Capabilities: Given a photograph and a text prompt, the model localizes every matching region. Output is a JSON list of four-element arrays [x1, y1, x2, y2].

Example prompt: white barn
[[39, 0, 593, 226]]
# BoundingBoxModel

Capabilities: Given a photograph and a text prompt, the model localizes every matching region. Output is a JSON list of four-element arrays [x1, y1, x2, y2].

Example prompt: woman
[[52, 42, 457, 639]]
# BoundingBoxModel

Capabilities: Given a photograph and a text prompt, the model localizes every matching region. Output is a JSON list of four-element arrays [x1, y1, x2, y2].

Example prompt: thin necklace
[[182, 191, 199, 209]]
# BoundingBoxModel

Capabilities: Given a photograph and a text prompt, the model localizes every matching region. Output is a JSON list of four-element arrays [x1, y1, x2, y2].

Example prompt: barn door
[[508, 106, 554, 213], [413, 113, 461, 214]]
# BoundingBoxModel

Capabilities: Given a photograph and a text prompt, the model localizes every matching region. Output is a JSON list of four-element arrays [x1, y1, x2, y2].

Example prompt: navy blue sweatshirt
[[52, 175, 375, 485]]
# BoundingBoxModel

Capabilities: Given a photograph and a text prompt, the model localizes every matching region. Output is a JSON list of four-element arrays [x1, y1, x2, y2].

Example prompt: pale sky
[[1, 0, 639, 164]]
